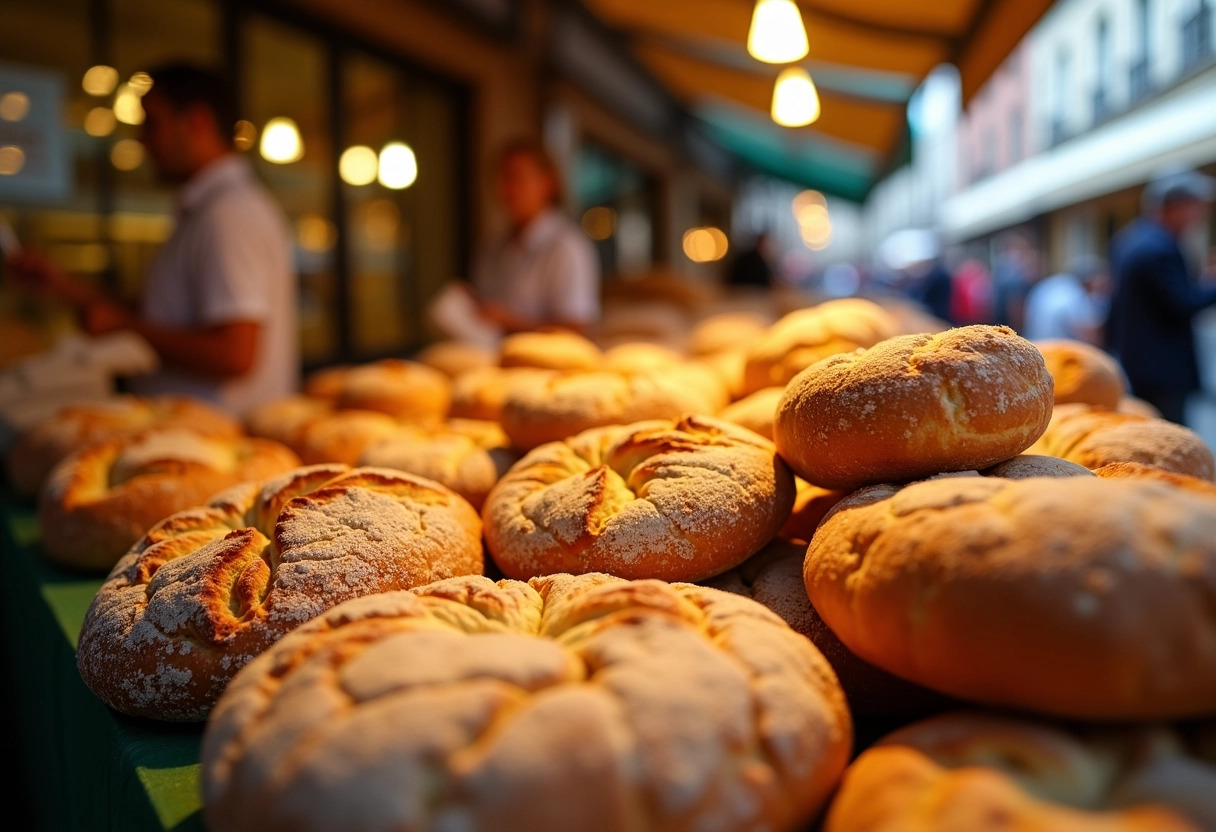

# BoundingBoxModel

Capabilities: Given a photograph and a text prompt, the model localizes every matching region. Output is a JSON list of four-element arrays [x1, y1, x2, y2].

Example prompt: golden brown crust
[[1093, 461, 1216, 496], [1036, 339, 1126, 407], [1028, 404, 1215, 480], [778, 478, 847, 544], [484, 415, 796, 582], [413, 339, 496, 377], [293, 409, 401, 465], [718, 386, 784, 440], [742, 298, 899, 395], [331, 359, 452, 421], [76, 464, 484, 721], [37, 430, 301, 572], [601, 342, 686, 374], [7, 395, 242, 497], [983, 453, 1095, 479], [774, 325, 1054, 491], [824, 711, 1209, 832], [499, 330, 603, 370], [201, 573, 852, 832], [805, 475, 1216, 718], [687, 312, 770, 356], [243, 395, 330, 448], [448, 366, 550, 422]]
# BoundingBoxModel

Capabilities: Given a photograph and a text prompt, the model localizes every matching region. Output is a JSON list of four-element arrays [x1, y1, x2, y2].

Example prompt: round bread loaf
[[1028, 403, 1215, 480], [244, 395, 331, 448], [719, 386, 784, 440], [778, 478, 846, 544], [301, 364, 350, 400], [601, 341, 685, 374], [448, 366, 550, 422], [413, 339, 496, 377], [983, 453, 1095, 479], [1094, 461, 1216, 496], [38, 429, 301, 572], [1119, 395, 1162, 418], [805, 474, 1216, 718], [294, 409, 401, 465], [775, 325, 1054, 491], [709, 541, 952, 716], [7, 395, 242, 498], [742, 298, 899, 395], [485, 415, 795, 582], [499, 366, 728, 451], [824, 711, 1212, 832], [76, 464, 484, 721], [331, 359, 451, 422], [359, 419, 519, 509], [201, 573, 853, 832], [499, 330, 603, 370], [701, 347, 749, 400], [687, 312, 770, 356], [1035, 339, 1125, 407]]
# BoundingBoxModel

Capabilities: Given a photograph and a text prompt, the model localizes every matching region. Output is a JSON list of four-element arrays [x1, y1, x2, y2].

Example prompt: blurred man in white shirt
[[1023, 254, 1109, 345], [7, 63, 297, 417]]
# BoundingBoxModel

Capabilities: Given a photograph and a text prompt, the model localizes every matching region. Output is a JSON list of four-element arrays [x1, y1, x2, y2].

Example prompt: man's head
[[496, 139, 561, 229], [1142, 166, 1214, 236], [140, 63, 237, 184]]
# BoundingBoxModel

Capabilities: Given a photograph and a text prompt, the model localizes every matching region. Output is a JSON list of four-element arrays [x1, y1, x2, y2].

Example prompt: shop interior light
[[82, 65, 118, 97], [771, 66, 820, 127], [339, 145, 378, 186], [84, 106, 117, 137], [580, 206, 617, 240], [260, 117, 304, 164], [233, 120, 257, 151], [110, 138, 144, 171], [128, 72, 153, 94], [113, 83, 145, 125], [682, 227, 729, 263], [0, 145, 25, 176], [747, 0, 809, 64], [378, 142, 417, 189], [0, 92, 30, 122]]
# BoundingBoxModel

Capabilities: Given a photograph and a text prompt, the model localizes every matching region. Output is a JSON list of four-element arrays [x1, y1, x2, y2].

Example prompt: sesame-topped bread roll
[[484, 415, 795, 582], [774, 325, 1054, 491], [201, 573, 853, 832], [1035, 339, 1125, 407], [76, 464, 484, 721], [805, 474, 1216, 718], [38, 429, 300, 572]]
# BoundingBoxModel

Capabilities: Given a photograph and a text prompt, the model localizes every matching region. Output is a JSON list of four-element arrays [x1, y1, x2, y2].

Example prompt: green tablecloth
[[0, 499, 204, 832]]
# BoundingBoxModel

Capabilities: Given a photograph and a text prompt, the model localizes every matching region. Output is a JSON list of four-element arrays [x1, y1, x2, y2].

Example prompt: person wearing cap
[[1105, 166, 1216, 424]]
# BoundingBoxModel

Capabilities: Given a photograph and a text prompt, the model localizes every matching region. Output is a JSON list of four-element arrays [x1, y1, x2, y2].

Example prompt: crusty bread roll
[[805, 474, 1216, 718], [709, 541, 953, 716], [413, 339, 496, 377], [294, 409, 401, 465], [1028, 403, 1215, 480], [499, 366, 728, 451], [601, 341, 685, 374], [499, 330, 602, 370], [1119, 395, 1162, 418], [485, 415, 795, 582], [778, 478, 846, 544], [448, 366, 550, 422], [718, 386, 783, 440], [7, 395, 242, 498], [1035, 339, 1125, 407], [775, 325, 1054, 491], [742, 298, 900, 395], [38, 429, 300, 572], [983, 453, 1095, 479], [243, 395, 330, 448], [700, 347, 749, 400], [824, 710, 1210, 832], [1094, 461, 1216, 496], [201, 573, 853, 832], [301, 364, 350, 400], [687, 311, 770, 356], [359, 419, 519, 509], [329, 358, 452, 422], [76, 465, 484, 721]]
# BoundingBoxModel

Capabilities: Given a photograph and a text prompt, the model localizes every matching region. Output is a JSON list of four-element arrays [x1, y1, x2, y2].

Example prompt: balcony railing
[[1182, 3, 1213, 69], [1128, 58, 1152, 101]]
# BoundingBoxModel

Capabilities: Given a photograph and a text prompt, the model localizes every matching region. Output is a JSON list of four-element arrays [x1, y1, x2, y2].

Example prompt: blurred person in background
[[1022, 254, 1110, 345], [990, 231, 1037, 331], [1106, 166, 1216, 425], [464, 138, 600, 335], [912, 255, 954, 324], [949, 256, 995, 326], [726, 230, 775, 289], [4, 62, 297, 417]]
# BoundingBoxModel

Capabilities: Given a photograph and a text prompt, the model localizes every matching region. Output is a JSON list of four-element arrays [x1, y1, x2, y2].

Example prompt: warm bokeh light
[[297, 214, 337, 252], [110, 139, 144, 171], [792, 189, 826, 221], [360, 198, 400, 249], [682, 227, 730, 263], [84, 106, 116, 137], [0, 92, 30, 122], [259, 117, 304, 164], [772, 67, 821, 127], [580, 206, 617, 240], [0, 145, 25, 176], [747, 0, 809, 64], [378, 142, 417, 189], [233, 120, 257, 151], [113, 83, 145, 125], [339, 145, 378, 186], [128, 72, 153, 94], [82, 65, 119, 97]]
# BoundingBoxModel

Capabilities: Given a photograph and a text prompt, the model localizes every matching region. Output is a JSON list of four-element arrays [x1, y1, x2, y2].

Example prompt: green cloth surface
[[0, 498, 204, 832]]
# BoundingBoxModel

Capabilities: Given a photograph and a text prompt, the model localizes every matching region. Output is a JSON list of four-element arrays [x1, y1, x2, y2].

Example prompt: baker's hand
[[5, 249, 100, 309], [81, 297, 135, 336]]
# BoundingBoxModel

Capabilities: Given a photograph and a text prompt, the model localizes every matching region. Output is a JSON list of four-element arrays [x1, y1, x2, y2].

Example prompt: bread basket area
[[3, 311, 1214, 832]]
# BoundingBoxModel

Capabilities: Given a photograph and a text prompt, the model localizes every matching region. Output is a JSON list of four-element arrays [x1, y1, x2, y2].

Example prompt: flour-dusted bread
[[76, 465, 484, 721], [7, 395, 242, 497], [824, 711, 1212, 832], [1035, 339, 1125, 408], [775, 325, 1054, 491], [1094, 460, 1216, 496], [201, 573, 853, 832], [38, 429, 300, 572], [805, 475, 1216, 718], [485, 415, 795, 582]]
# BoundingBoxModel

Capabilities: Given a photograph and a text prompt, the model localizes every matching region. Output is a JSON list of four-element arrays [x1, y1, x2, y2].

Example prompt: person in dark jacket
[[1105, 166, 1216, 424], [726, 231, 775, 288]]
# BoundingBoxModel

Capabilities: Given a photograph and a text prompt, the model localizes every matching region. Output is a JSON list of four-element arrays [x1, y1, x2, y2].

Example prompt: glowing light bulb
[[747, 0, 809, 64], [682, 227, 730, 263], [339, 145, 378, 186], [771, 67, 820, 127], [113, 83, 145, 125], [378, 142, 417, 189], [259, 117, 304, 164]]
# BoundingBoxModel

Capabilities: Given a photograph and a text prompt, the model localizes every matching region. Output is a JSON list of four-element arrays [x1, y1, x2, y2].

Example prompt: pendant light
[[747, 0, 809, 64], [771, 66, 821, 127]]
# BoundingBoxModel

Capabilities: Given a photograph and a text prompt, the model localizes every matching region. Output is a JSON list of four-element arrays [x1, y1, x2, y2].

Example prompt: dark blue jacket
[[1106, 218, 1216, 395]]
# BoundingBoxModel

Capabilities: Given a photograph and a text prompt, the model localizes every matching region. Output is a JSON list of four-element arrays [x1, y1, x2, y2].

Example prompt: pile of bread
[[6, 297, 1216, 832]]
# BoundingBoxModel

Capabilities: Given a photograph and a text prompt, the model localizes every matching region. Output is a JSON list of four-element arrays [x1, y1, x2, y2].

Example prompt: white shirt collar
[[179, 154, 252, 213]]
